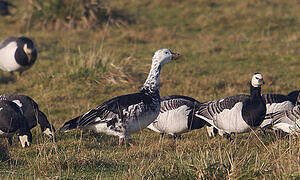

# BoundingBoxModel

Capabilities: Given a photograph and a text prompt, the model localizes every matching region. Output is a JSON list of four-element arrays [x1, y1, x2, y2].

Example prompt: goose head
[[251, 73, 265, 87], [152, 49, 180, 66], [19, 37, 37, 64]]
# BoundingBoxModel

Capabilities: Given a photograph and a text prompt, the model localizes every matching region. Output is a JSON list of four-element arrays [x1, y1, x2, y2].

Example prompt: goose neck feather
[[141, 59, 161, 94]]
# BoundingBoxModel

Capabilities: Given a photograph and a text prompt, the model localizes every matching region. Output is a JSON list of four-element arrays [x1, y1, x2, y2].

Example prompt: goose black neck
[[250, 83, 262, 99], [241, 83, 266, 127]]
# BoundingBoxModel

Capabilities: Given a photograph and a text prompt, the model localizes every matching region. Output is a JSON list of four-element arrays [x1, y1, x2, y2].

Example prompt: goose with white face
[[152, 49, 180, 66], [251, 73, 265, 87]]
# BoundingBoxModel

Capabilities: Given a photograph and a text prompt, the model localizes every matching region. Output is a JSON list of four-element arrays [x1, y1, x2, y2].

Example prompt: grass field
[[0, 0, 299, 179]]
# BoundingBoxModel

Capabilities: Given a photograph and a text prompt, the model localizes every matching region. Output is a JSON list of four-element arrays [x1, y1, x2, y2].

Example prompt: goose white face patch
[[0, 107, 3, 111], [12, 100, 22, 107], [18, 135, 30, 147]]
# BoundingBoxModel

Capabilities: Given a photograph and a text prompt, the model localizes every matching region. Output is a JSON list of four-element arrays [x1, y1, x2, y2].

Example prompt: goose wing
[[0, 37, 18, 49], [75, 92, 154, 127], [160, 95, 200, 113], [196, 94, 249, 121], [262, 94, 291, 104]]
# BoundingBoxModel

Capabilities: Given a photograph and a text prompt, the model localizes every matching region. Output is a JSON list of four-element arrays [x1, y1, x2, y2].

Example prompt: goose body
[[259, 93, 295, 129], [196, 73, 266, 135], [207, 93, 297, 136], [0, 37, 37, 74], [265, 105, 300, 134], [60, 49, 180, 145], [147, 95, 207, 137], [0, 100, 32, 147], [0, 94, 55, 138]]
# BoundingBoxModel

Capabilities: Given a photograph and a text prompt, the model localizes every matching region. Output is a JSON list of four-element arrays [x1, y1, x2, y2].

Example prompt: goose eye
[[165, 52, 169, 54], [255, 77, 259, 80]]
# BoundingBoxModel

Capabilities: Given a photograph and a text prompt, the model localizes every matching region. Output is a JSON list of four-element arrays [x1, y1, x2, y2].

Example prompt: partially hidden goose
[[207, 92, 297, 137], [0, 94, 55, 138], [264, 105, 300, 135], [195, 73, 266, 136], [0, 100, 32, 147], [0, 36, 37, 75], [147, 95, 208, 139], [259, 93, 296, 129], [60, 49, 180, 145]]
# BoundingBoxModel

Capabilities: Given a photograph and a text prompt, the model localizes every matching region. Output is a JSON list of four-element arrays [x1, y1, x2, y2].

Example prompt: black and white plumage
[[287, 90, 299, 105], [196, 73, 266, 135], [60, 49, 180, 145], [0, 94, 55, 138], [147, 95, 208, 138], [259, 93, 295, 129], [264, 105, 300, 134], [0, 100, 32, 147], [0, 36, 38, 75], [206, 93, 297, 136]]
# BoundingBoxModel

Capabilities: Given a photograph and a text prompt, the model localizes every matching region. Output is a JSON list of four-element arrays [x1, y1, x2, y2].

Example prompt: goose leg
[[119, 137, 124, 146], [176, 134, 182, 140], [7, 137, 12, 146]]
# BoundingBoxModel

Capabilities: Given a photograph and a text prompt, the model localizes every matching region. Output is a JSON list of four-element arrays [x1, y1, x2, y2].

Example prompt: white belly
[[87, 121, 123, 137], [0, 42, 21, 72], [149, 105, 190, 135], [266, 101, 294, 114], [214, 102, 250, 133]]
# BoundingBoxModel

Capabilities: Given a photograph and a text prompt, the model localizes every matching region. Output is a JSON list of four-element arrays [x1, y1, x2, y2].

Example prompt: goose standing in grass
[[196, 73, 266, 136], [207, 92, 298, 137], [147, 95, 208, 139], [0, 100, 32, 147], [0, 36, 37, 75], [0, 94, 55, 139], [60, 49, 180, 145]]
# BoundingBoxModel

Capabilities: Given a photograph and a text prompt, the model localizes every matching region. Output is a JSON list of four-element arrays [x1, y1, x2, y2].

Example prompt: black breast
[[242, 87, 266, 127]]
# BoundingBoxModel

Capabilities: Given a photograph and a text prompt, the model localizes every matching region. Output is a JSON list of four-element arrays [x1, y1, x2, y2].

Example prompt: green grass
[[0, 0, 299, 179]]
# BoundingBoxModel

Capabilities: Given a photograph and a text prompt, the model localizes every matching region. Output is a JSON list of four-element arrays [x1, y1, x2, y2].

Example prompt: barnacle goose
[[0, 94, 55, 138], [206, 93, 296, 137], [0, 100, 32, 147], [60, 49, 180, 145], [0, 36, 37, 75], [264, 105, 300, 135], [147, 95, 208, 139], [196, 73, 266, 135]]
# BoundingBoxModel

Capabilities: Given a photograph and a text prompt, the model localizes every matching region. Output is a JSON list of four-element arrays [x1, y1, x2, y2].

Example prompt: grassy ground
[[0, 0, 299, 179]]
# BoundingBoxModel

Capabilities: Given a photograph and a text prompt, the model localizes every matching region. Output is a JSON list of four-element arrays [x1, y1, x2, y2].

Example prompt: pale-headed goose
[[60, 49, 180, 145]]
